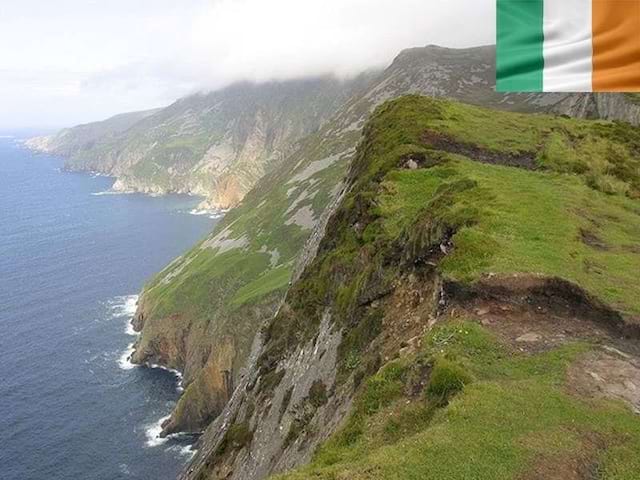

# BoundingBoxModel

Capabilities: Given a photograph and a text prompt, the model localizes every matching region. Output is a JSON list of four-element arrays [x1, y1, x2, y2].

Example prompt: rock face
[[26, 76, 372, 209], [180, 95, 640, 480], [554, 92, 640, 124], [128, 44, 640, 442]]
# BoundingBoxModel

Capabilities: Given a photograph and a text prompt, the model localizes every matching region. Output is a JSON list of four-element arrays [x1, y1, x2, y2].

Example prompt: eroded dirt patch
[[446, 274, 640, 415], [579, 228, 609, 251], [452, 298, 612, 355], [446, 274, 640, 342], [421, 129, 538, 170]]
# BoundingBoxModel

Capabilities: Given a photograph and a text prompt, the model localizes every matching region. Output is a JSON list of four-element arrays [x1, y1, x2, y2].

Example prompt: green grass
[[261, 95, 640, 478], [259, 95, 640, 377], [274, 321, 640, 480], [378, 156, 640, 316], [230, 265, 293, 309], [146, 248, 271, 319]]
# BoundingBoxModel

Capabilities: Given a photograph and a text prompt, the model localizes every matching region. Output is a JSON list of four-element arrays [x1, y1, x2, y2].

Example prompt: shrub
[[217, 421, 253, 455], [427, 357, 472, 402]]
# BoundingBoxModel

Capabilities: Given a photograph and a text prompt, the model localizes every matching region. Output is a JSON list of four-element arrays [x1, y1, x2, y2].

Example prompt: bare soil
[[446, 274, 640, 415], [421, 129, 538, 170]]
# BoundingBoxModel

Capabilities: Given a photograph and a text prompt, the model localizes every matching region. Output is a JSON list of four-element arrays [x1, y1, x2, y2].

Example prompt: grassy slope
[[261, 96, 640, 370], [139, 45, 564, 346], [141, 125, 352, 321], [140, 92, 365, 336], [381, 160, 640, 316], [355, 96, 640, 314], [276, 320, 640, 480], [263, 96, 640, 479]]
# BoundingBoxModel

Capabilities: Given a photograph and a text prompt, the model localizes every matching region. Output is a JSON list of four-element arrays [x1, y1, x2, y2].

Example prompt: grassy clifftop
[[365, 97, 640, 314], [136, 45, 568, 436], [193, 95, 640, 480], [262, 95, 640, 373]]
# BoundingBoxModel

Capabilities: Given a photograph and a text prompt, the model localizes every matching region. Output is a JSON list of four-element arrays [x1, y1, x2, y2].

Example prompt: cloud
[[187, 0, 494, 87], [0, 0, 495, 129]]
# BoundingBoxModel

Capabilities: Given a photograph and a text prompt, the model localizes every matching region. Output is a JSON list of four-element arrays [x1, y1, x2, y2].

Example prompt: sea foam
[[145, 415, 171, 447], [189, 208, 228, 219], [118, 343, 137, 370], [169, 444, 197, 458], [110, 294, 139, 318], [109, 294, 139, 335], [91, 190, 127, 196]]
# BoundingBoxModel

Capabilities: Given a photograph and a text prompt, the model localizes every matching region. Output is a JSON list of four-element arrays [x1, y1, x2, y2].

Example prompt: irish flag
[[497, 0, 640, 92]]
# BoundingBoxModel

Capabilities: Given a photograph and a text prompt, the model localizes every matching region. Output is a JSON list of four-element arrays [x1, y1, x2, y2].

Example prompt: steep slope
[[28, 76, 371, 209], [130, 45, 640, 439], [183, 95, 640, 480]]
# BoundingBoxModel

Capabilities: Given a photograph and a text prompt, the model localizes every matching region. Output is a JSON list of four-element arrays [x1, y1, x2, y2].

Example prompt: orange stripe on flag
[[592, 0, 640, 91]]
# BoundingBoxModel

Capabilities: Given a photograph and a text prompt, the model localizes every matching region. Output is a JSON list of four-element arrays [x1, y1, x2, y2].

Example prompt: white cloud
[[0, 0, 495, 129]]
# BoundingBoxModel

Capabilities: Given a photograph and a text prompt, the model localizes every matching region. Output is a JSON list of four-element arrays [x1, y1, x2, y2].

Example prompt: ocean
[[0, 134, 219, 479]]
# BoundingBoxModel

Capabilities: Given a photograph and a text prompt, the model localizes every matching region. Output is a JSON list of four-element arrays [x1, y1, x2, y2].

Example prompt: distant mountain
[[27, 77, 374, 209]]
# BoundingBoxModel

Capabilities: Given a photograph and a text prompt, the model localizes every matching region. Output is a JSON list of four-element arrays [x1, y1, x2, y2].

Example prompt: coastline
[[21, 140, 229, 219]]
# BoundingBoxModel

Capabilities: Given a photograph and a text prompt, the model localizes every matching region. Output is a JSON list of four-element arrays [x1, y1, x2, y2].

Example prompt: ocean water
[[0, 135, 219, 479]]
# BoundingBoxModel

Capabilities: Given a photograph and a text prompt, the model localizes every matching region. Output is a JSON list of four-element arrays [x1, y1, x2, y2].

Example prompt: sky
[[0, 0, 495, 129]]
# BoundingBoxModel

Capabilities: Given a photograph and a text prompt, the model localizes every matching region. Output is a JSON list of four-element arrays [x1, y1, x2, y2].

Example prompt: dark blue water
[[0, 135, 219, 479]]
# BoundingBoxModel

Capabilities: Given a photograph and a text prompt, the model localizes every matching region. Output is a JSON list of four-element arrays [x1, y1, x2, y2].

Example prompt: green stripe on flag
[[497, 0, 544, 92]]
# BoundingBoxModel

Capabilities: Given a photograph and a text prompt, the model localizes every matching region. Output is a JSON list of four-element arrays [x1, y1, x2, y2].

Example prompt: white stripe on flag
[[543, 0, 593, 92]]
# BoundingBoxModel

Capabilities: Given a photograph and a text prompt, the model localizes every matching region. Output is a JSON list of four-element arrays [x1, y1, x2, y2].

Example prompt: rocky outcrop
[[553, 92, 640, 124]]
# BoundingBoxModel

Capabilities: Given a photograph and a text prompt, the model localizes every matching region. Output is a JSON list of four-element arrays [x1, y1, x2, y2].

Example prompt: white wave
[[118, 343, 138, 370], [149, 362, 183, 380], [125, 322, 139, 337], [108, 295, 140, 336], [91, 190, 128, 196], [0, 135, 14, 139], [169, 444, 197, 458], [110, 294, 139, 318], [145, 415, 171, 447], [189, 208, 228, 219]]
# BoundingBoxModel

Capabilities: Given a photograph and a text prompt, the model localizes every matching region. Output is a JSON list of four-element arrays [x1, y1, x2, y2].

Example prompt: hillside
[[28, 76, 372, 209], [25, 109, 160, 155], [129, 44, 640, 442], [130, 45, 555, 437], [183, 95, 640, 480]]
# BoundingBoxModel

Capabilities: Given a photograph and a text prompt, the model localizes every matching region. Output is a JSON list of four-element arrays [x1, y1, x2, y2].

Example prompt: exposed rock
[[568, 351, 640, 414], [516, 333, 542, 343]]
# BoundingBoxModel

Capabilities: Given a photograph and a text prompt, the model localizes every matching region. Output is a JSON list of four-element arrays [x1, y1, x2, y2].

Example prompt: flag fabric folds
[[497, 0, 640, 92]]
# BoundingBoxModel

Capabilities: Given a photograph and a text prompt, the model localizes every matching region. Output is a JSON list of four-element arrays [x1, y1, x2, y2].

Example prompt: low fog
[[0, 0, 495, 129]]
